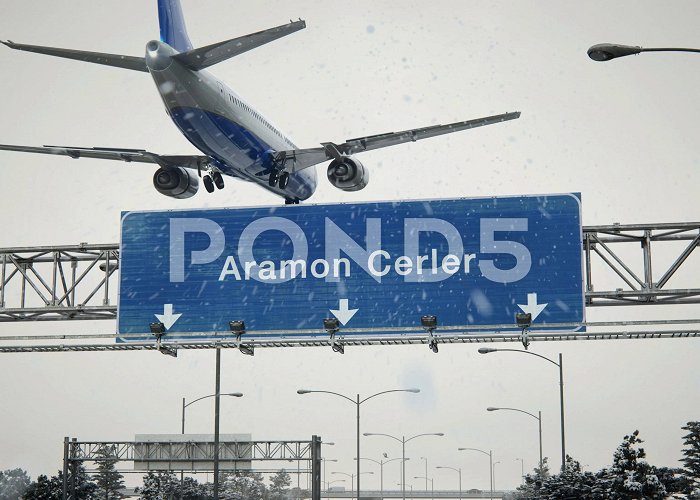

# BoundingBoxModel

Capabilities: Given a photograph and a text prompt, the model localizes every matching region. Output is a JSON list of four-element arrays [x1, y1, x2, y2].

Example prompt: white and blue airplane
[[0, 0, 520, 204]]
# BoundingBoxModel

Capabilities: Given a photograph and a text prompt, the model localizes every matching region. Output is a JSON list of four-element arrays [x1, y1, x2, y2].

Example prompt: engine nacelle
[[326, 157, 369, 192], [152, 167, 199, 199]]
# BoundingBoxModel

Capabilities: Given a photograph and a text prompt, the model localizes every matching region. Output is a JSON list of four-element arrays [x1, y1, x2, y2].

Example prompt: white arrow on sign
[[517, 293, 548, 322], [155, 304, 182, 330], [329, 299, 359, 325]]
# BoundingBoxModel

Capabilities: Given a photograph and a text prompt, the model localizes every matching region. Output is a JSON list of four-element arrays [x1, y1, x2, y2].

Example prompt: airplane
[[0, 0, 520, 205]]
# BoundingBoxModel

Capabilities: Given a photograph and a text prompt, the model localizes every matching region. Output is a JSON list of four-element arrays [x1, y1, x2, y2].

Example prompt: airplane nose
[[145, 40, 174, 71]]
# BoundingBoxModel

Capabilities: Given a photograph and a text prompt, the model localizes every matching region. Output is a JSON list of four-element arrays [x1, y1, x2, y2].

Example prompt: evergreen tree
[[681, 421, 700, 498], [93, 447, 125, 499], [23, 464, 97, 500], [219, 471, 267, 500], [22, 474, 57, 500], [0, 468, 31, 499], [137, 471, 179, 499], [268, 470, 291, 500], [605, 430, 666, 499]]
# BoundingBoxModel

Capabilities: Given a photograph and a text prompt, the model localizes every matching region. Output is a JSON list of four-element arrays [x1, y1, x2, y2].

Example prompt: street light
[[487, 406, 542, 469], [587, 43, 700, 61], [355, 456, 406, 499], [436, 466, 461, 500], [297, 388, 420, 500], [515, 458, 525, 484], [458, 448, 493, 500], [492, 461, 501, 492], [331, 471, 373, 499], [420, 457, 428, 492], [478, 347, 566, 470], [414, 476, 434, 500], [364, 432, 444, 500], [181, 393, 243, 434], [321, 458, 337, 500], [180, 391, 243, 499]]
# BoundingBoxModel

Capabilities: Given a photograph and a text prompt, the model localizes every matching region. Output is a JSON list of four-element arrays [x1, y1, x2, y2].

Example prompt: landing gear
[[278, 172, 290, 189], [212, 171, 225, 190], [203, 174, 215, 193], [268, 170, 279, 187], [284, 198, 299, 205]]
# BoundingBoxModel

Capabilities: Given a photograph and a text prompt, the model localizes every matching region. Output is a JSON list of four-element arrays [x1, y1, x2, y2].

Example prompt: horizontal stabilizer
[[172, 19, 305, 70], [0, 40, 147, 72]]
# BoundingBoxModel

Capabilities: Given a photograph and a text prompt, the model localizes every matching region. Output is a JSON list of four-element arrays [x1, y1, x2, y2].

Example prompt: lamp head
[[324, 317, 340, 332], [149, 322, 165, 335], [588, 43, 642, 61], [515, 312, 532, 328], [478, 347, 497, 354], [407, 388, 421, 393], [225, 392, 243, 397], [487, 407, 500, 411], [421, 315, 438, 329], [229, 320, 246, 333], [297, 389, 310, 394]]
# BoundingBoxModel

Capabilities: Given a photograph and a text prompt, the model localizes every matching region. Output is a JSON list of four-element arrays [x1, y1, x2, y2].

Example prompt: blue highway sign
[[118, 195, 584, 339]]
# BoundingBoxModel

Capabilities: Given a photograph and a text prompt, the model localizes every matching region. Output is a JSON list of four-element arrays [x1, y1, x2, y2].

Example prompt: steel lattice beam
[[1, 222, 699, 322]]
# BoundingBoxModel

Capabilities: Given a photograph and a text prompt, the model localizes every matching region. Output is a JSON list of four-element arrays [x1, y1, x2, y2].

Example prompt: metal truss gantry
[[2, 222, 698, 322]]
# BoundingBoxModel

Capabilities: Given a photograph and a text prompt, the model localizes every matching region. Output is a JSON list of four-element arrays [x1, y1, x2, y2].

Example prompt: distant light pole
[[436, 466, 461, 500], [492, 462, 501, 492], [515, 458, 525, 484], [479, 348, 566, 470], [420, 457, 428, 491], [298, 388, 419, 500], [331, 471, 373, 499], [587, 43, 700, 61], [355, 456, 405, 499], [487, 407, 542, 469], [322, 458, 337, 500], [414, 476, 434, 500], [181, 392, 243, 434], [365, 432, 444, 500], [458, 448, 493, 500], [180, 391, 243, 500]]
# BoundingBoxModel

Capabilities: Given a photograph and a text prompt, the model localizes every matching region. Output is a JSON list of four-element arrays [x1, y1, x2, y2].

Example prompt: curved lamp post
[[515, 458, 525, 484], [331, 471, 373, 499], [487, 406, 542, 469], [492, 461, 501, 491], [181, 393, 243, 433], [298, 388, 419, 500], [414, 476, 434, 500], [436, 466, 461, 500], [355, 456, 405, 499], [588, 43, 700, 61], [365, 432, 444, 500], [458, 447, 493, 500], [479, 347, 565, 470], [181, 391, 243, 500]]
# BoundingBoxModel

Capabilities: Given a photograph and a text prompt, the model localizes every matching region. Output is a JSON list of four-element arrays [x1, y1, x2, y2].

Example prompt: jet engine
[[152, 167, 199, 199], [326, 157, 369, 192]]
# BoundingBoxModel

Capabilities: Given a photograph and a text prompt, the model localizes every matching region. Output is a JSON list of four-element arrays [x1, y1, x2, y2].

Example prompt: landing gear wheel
[[284, 198, 299, 205], [268, 170, 279, 187], [212, 171, 225, 190], [278, 172, 290, 189], [203, 174, 215, 193]]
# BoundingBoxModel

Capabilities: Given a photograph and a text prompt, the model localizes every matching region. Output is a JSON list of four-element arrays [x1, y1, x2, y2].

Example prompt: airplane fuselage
[[144, 40, 317, 201]]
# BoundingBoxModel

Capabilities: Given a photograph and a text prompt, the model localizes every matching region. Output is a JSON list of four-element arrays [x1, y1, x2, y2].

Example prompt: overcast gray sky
[[0, 0, 699, 492]]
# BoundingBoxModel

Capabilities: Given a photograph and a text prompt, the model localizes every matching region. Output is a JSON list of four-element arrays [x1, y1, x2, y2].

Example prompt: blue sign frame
[[118, 194, 584, 339]]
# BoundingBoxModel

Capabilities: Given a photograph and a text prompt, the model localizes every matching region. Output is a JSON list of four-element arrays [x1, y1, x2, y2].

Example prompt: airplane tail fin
[[158, 0, 193, 53], [171, 20, 306, 71]]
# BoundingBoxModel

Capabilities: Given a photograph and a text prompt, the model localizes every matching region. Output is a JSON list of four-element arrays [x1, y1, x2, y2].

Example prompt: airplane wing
[[0, 144, 208, 169], [274, 111, 521, 172]]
